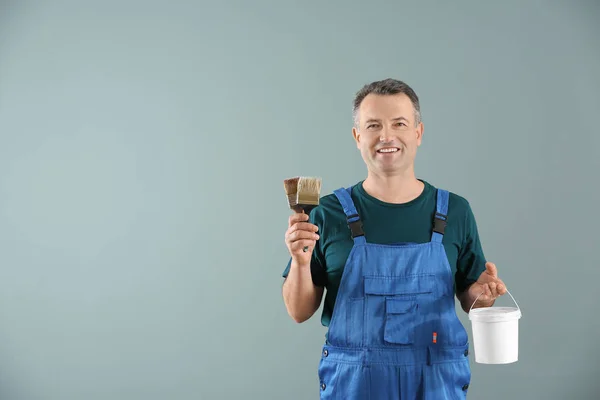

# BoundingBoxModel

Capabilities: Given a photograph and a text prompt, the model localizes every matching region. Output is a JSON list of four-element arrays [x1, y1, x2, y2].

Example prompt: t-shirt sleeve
[[281, 207, 328, 287], [455, 201, 487, 294]]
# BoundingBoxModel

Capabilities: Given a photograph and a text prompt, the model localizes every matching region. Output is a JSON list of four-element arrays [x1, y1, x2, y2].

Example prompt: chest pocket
[[364, 275, 437, 296], [364, 275, 437, 345]]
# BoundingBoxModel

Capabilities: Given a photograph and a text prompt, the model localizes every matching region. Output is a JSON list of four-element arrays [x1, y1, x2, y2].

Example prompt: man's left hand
[[468, 262, 507, 308]]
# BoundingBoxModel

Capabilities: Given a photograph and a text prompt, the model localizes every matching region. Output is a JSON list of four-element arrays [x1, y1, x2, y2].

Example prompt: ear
[[352, 126, 361, 149], [415, 122, 424, 147]]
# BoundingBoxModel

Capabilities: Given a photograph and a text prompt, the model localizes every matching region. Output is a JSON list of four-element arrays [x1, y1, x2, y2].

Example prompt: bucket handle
[[469, 288, 520, 314]]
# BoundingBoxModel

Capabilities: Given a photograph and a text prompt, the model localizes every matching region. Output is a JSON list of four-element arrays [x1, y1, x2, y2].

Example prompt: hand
[[284, 212, 319, 265], [469, 262, 507, 307]]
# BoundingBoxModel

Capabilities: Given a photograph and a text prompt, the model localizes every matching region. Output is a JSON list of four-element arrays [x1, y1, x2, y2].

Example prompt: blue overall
[[317, 187, 472, 399]]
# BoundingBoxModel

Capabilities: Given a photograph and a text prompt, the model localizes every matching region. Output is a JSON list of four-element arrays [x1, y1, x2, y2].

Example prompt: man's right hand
[[285, 212, 320, 265]]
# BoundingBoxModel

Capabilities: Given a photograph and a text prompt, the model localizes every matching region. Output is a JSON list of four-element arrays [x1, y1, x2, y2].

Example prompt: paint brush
[[283, 176, 322, 252], [283, 176, 322, 214], [295, 176, 322, 215], [283, 176, 300, 211]]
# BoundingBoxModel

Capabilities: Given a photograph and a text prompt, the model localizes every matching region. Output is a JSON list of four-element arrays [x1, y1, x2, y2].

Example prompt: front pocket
[[424, 358, 471, 399], [384, 298, 417, 345], [317, 358, 340, 400], [318, 359, 369, 400]]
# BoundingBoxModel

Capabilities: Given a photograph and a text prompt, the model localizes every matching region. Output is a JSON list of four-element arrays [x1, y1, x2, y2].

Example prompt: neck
[[362, 169, 424, 204]]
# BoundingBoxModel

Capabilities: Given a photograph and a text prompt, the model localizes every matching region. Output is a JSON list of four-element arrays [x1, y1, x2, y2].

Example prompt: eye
[[366, 124, 379, 129], [395, 122, 407, 127]]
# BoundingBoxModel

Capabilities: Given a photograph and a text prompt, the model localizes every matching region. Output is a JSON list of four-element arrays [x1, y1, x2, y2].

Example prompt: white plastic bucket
[[468, 289, 522, 364]]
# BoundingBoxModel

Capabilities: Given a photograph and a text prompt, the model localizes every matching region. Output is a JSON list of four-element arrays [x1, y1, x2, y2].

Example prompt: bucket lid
[[468, 306, 522, 322]]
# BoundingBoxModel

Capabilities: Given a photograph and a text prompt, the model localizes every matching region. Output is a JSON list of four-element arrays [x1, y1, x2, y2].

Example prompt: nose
[[379, 130, 393, 143]]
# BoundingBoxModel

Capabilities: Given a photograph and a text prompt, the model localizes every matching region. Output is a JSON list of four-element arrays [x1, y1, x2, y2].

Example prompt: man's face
[[353, 93, 423, 176]]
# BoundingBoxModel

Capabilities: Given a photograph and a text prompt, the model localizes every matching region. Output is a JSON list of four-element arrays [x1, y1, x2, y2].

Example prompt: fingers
[[285, 217, 320, 257], [485, 262, 497, 278], [288, 212, 309, 227], [286, 221, 319, 239], [489, 282, 497, 298], [285, 212, 320, 262], [483, 283, 492, 301], [288, 221, 318, 234], [483, 262, 507, 297], [496, 278, 507, 296], [286, 228, 320, 243], [477, 281, 507, 304], [286, 213, 319, 245]]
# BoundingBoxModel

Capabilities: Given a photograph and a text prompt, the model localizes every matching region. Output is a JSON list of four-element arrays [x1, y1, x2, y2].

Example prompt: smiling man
[[282, 78, 507, 399]]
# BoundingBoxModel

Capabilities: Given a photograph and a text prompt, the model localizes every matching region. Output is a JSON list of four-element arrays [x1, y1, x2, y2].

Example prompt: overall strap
[[333, 187, 366, 245], [431, 189, 449, 243]]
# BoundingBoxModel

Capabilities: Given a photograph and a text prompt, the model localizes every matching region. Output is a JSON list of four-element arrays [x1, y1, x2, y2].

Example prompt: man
[[281, 78, 507, 399]]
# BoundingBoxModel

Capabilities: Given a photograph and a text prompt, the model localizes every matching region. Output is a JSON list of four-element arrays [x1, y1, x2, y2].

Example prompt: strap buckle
[[346, 213, 364, 238], [433, 212, 447, 234]]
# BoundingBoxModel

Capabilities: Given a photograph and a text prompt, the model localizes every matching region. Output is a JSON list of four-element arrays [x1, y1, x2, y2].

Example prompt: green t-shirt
[[282, 180, 487, 327]]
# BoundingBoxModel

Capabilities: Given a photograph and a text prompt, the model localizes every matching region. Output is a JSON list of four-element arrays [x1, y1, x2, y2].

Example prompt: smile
[[377, 147, 399, 153]]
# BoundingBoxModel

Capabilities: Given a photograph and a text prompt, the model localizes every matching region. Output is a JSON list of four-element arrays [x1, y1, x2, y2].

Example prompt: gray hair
[[352, 78, 421, 129]]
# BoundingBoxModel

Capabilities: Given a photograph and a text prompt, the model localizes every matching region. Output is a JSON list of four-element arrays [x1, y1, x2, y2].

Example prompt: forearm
[[282, 259, 323, 323]]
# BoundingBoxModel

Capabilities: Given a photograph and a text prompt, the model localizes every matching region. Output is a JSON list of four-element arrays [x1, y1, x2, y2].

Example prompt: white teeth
[[378, 148, 398, 153]]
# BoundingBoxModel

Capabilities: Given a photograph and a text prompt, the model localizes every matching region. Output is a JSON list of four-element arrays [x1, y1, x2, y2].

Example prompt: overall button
[[321, 382, 326, 390], [323, 349, 328, 357], [464, 349, 469, 356], [462, 384, 469, 391]]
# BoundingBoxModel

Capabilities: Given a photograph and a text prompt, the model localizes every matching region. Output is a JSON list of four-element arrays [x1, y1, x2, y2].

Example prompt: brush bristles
[[287, 193, 297, 206], [297, 177, 322, 206], [283, 177, 299, 195], [283, 177, 300, 208]]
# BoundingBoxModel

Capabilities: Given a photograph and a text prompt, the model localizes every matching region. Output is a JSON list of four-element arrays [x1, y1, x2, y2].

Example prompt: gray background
[[0, 1, 599, 399]]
